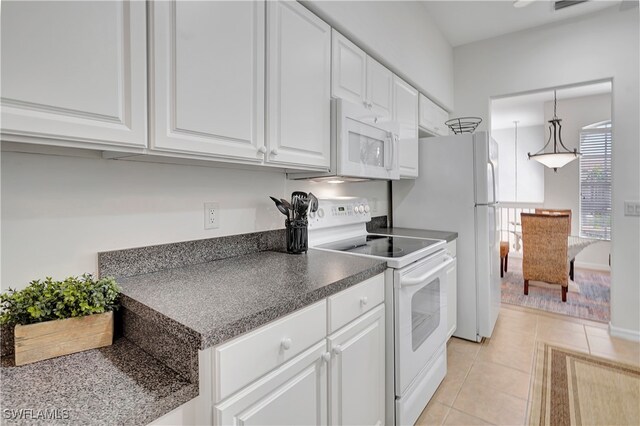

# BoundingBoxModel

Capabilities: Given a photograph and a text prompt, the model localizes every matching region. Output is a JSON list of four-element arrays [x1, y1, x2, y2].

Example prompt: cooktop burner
[[316, 234, 441, 258]]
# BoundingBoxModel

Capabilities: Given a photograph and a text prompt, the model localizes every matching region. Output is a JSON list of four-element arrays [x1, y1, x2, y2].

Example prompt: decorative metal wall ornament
[[528, 90, 581, 172]]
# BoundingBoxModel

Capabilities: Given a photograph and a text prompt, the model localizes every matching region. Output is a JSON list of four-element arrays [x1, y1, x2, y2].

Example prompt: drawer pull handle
[[281, 337, 292, 350], [333, 345, 343, 355], [360, 296, 368, 306], [322, 352, 331, 363]]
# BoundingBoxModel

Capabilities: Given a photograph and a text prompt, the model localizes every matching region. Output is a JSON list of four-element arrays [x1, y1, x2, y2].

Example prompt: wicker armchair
[[521, 213, 571, 302]]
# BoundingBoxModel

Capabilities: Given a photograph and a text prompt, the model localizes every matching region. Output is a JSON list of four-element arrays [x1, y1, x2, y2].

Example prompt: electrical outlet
[[624, 200, 640, 217], [204, 202, 220, 229]]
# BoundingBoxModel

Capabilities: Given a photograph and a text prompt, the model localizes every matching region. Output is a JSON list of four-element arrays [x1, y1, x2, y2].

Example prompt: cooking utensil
[[307, 192, 319, 214], [269, 196, 290, 218], [280, 199, 294, 220], [296, 199, 309, 219], [291, 191, 308, 201]]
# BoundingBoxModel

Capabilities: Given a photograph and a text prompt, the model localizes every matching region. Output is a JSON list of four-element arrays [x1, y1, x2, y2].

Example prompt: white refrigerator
[[393, 131, 501, 342]]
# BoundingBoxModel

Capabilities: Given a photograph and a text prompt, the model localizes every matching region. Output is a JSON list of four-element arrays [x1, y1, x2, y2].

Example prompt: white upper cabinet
[[267, 1, 331, 170], [331, 30, 367, 106], [419, 93, 449, 137], [150, 1, 265, 162], [331, 30, 392, 119], [366, 57, 393, 120], [0, 0, 147, 149], [393, 76, 419, 178]]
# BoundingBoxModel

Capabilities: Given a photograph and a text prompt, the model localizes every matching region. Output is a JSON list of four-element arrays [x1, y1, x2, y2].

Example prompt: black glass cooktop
[[316, 235, 442, 258]]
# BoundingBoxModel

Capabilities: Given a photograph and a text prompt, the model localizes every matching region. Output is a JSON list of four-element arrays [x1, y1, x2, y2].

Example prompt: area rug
[[501, 258, 610, 323], [528, 342, 640, 425]]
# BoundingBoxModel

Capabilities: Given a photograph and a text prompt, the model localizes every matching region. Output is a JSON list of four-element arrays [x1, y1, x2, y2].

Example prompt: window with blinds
[[579, 121, 612, 240]]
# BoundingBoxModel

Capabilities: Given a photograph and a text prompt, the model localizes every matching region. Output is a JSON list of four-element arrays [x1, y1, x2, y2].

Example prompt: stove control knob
[[317, 208, 325, 218], [358, 205, 365, 213], [353, 205, 358, 213], [364, 205, 370, 213]]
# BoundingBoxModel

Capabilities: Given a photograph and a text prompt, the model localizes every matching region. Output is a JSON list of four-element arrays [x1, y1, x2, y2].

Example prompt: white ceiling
[[422, 0, 623, 47], [491, 81, 612, 129]]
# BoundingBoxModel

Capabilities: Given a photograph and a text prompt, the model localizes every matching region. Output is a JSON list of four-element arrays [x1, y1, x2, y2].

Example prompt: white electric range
[[308, 197, 453, 426]]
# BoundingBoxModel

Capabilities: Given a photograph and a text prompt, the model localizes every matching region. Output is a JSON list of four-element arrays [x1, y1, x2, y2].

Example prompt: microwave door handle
[[385, 132, 394, 171], [400, 256, 454, 287], [392, 134, 398, 170]]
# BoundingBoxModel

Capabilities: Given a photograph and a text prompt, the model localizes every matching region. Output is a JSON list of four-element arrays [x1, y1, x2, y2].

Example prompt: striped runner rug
[[528, 342, 640, 425]]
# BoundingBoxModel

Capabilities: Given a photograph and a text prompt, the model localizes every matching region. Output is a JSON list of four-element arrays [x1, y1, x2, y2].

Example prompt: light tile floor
[[415, 303, 640, 425]]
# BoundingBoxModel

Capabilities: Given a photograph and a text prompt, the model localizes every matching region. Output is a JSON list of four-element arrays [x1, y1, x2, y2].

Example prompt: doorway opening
[[490, 80, 612, 323]]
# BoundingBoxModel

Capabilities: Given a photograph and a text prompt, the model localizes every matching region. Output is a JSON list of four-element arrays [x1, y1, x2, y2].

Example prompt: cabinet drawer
[[214, 300, 327, 402], [327, 273, 384, 333], [446, 240, 456, 258]]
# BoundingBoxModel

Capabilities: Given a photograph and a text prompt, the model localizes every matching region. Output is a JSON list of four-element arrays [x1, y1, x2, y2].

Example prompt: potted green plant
[[0, 274, 120, 366]]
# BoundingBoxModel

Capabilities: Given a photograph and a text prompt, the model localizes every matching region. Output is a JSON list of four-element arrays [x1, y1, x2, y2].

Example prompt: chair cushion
[[500, 241, 509, 258]]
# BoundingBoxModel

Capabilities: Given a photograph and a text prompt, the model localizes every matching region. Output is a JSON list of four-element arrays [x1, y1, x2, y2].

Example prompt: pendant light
[[528, 90, 581, 172]]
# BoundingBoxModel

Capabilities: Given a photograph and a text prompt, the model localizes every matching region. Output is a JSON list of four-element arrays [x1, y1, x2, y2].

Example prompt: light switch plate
[[624, 200, 640, 217]]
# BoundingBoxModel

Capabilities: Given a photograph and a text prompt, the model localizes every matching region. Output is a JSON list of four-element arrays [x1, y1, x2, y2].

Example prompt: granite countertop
[[370, 226, 458, 243], [0, 242, 385, 425], [118, 250, 387, 350], [0, 338, 197, 425]]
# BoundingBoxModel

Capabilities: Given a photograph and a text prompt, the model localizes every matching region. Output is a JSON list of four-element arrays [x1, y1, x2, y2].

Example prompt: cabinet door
[[215, 341, 328, 426], [419, 93, 448, 136], [446, 258, 457, 339], [331, 30, 366, 106], [0, 0, 146, 149], [366, 57, 393, 120], [328, 305, 385, 426], [267, 1, 330, 170], [150, 1, 265, 161], [393, 76, 419, 178], [435, 106, 450, 136], [418, 93, 433, 131]]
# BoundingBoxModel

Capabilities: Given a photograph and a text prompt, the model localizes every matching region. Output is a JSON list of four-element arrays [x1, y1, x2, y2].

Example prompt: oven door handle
[[400, 256, 454, 287]]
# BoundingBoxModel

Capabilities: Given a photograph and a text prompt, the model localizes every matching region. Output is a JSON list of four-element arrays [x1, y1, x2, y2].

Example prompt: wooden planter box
[[14, 311, 114, 366]]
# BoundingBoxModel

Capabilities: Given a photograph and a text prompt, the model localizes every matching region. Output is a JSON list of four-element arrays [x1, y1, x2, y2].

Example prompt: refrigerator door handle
[[488, 160, 497, 204]]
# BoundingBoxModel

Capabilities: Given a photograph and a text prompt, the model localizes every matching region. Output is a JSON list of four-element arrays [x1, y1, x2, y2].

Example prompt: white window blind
[[579, 121, 612, 240]]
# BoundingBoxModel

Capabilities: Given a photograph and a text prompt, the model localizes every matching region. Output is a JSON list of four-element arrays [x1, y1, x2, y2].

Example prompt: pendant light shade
[[528, 90, 581, 172]]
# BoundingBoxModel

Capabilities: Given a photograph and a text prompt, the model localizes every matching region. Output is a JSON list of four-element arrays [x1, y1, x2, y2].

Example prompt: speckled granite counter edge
[[122, 259, 386, 351], [198, 262, 387, 348]]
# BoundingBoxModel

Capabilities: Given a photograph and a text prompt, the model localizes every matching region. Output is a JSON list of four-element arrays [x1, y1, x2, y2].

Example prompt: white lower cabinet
[[328, 304, 385, 426], [208, 274, 385, 426], [214, 341, 328, 426]]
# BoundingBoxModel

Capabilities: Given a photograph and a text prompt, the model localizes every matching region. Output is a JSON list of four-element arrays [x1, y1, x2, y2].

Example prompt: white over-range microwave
[[288, 98, 400, 181]]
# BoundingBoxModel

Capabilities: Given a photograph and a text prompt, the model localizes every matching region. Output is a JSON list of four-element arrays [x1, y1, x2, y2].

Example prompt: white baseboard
[[609, 323, 640, 342], [574, 261, 610, 272]]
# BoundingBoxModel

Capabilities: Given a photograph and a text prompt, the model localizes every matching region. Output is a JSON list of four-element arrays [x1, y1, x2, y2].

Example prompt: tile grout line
[[453, 343, 528, 425]]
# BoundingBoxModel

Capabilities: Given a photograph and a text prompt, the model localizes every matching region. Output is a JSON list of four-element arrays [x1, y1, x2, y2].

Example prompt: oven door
[[394, 251, 453, 395], [336, 100, 399, 180]]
